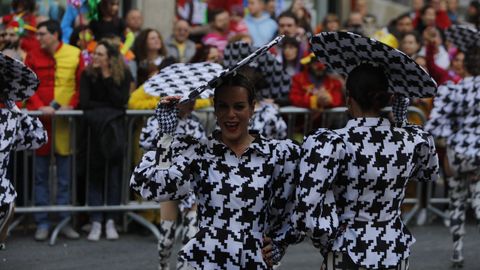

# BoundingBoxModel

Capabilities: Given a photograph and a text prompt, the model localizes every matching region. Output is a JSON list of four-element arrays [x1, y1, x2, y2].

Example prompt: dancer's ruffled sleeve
[[291, 129, 346, 250], [139, 115, 159, 151], [130, 103, 200, 201], [425, 83, 459, 138], [14, 111, 47, 151], [408, 125, 439, 182]]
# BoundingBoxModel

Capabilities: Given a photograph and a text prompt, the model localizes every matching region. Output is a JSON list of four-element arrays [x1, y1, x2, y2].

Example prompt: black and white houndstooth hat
[[310, 31, 437, 98], [144, 62, 223, 98], [0, 52, 39, 101], [223, 41, 291, 99], [445, 24, 480, 53]]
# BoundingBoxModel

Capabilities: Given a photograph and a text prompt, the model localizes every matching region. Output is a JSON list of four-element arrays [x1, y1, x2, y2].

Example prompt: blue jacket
[[245, 12, 278, 47]]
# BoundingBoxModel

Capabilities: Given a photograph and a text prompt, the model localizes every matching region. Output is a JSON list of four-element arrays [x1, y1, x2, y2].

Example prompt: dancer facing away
[[131, 70, 299, 269], [264, 31, 439, 270], [425, 27, 480, 268]]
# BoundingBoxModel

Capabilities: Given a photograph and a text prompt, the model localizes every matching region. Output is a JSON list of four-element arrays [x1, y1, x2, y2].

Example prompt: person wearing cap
[[25, 19, 84, 242], [2, 20, 26, 61], [425, 25, 480, 268], [0, 52, 47, 249], [289, 52, 344, 128], [130, 69, 299, 269], [271, 32, 439, 270]]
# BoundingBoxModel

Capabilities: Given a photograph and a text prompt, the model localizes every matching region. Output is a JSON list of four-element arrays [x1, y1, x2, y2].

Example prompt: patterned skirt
[[320, 252, 409, 270]]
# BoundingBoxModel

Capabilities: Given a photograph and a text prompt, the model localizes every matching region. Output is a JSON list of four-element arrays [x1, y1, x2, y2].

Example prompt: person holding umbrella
[[0, 52, 47, 249], [271, 32, 439, 270], [130, 35, 299, 270], [140, 61, 222, 270], [425, 25, 480, 268]]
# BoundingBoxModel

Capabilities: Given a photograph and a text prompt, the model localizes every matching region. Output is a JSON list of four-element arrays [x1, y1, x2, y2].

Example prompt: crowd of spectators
[[1, 0, 479, 242]]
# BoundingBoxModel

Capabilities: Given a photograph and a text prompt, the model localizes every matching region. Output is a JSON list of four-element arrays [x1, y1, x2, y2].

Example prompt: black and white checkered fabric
[[292, 118, 439, 269], [310, 32, 437, 98], [250, 102, 287, 140], [0, 109, 47, 206], [155, 102, 180, 136], [392, 95, 410, 127], [223, 41, 291, 99], [445, 25, 480, 53], [144, 62, 223, 98], [0, 52, 39, 101], [140, 114, 206, 151], [130, 132, 299, 269], [425, 76, 480, 174]]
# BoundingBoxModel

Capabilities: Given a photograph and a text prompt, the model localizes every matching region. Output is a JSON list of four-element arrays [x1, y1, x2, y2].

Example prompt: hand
[[59, 105, 73, 110], [156, 96, 182, 135], [39, 106, 55, 115], [159, 95, 183, 105], [262, 237, 274, 267], [316, 88, 333, 107]]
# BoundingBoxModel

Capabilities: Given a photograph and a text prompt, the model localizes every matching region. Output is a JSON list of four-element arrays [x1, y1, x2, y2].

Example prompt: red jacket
[[289, 69, 344, 109], [25, 43, 84, 155]]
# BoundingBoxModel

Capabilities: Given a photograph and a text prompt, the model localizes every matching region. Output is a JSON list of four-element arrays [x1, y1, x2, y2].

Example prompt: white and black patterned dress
[[0, 109, 47, 207], [131, 132, 299, 269], [292, 118, 438, 269], [425, 76, 480, 174], [139, 114, 206, 212], [250, 102, 287, 140]]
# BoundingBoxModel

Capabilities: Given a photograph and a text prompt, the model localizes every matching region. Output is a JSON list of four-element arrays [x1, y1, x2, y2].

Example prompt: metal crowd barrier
[[8, 106, 443, 245]]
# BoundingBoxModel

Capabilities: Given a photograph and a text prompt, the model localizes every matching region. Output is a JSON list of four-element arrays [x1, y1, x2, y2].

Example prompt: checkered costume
[[0, 109, 47, 207], [425, 76, 480, 263], [131, 107, 299, 269], [292, 118, 439, 269], [250, 102, 287, 140]]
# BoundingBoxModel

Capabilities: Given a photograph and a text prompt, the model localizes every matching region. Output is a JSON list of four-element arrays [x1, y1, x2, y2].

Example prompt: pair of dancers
[[130, 32, 439, 270]]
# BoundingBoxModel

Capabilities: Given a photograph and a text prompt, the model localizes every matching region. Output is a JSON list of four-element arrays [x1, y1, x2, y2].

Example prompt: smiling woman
[[130, 70, 300, 270]]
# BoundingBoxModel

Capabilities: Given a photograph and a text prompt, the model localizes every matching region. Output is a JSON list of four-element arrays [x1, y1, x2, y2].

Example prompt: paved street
[[1, 222, 479, 270]]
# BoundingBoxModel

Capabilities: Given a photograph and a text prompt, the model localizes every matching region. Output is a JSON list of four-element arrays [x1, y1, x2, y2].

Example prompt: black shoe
[[451, 250, 464, 268]]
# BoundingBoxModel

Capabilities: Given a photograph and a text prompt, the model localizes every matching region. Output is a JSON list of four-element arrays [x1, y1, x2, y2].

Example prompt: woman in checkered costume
[[131, 71, 299, 270], [0, 53, 47, 249], [139, 100, 206, 270], [288, 63, 439, 270], [425, 44, 480, 268]]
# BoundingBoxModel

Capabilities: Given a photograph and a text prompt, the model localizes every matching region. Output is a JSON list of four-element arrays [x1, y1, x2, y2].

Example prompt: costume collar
[[345, 117, 391, 128], [208, 130, 270, 157]]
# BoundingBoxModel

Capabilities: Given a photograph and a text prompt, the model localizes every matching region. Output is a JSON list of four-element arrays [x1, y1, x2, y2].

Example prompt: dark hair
[[464, 46, 480, 76], [346, 63, 391, 112], [401, 31, 422, 45], [11, 0, 35, 13], [37, 20, 62, 41], [278, 11, 299, 25], [189, 44, 216, 63], [214, 70, 256, 105], [208, 9, 228, 24], [132, 28, 167, 63]]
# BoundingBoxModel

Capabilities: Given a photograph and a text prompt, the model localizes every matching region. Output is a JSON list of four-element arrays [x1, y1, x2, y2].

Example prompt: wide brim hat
[[223, 41, 291, 99], [144, 62, 224, 98], [310, 31, 437, 98], [445, 24, 480, 53], [0, 52, 39, 101]]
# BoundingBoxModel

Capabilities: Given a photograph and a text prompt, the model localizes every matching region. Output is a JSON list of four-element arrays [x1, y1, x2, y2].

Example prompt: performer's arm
[[130, 133, 199, 202], [292, 129, 345, 248], [411, 128, 440, 182], [13, 111, 48, 151]]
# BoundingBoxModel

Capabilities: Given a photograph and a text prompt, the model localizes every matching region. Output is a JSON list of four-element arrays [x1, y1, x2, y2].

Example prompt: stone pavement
[[1, 223, 479, 270]]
